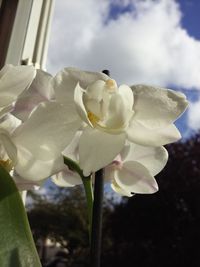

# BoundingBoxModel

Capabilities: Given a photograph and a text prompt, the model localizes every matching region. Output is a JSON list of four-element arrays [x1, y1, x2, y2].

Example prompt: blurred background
[[1, 0, 200, 266]]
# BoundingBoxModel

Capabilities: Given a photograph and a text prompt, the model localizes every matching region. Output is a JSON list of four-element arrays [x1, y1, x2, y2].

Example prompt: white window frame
[[5, 0, 54, 69]]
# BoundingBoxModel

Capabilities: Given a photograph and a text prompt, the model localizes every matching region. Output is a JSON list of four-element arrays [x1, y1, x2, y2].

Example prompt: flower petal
[[53, 67, 108, 104], [52, 166, 82, 187], [62, 131, 81, 162], [14, 148, 65, 181], [127, 120, 181, 146], [0, 65, 36, 107], [105, 93, 134, 129], [0, 129, 17, 165], [79, 126, 126, 176], [0, 113, 21, 133], [125, 143, 168, 176], [111, 178, 132, 197], [115, 161, 158, 194], [12, 171, 41, 191], [118, 84, 134, 110], [131, 85, 188, 128], [13, 69, 54, 121], [13, 102, 81, 181], [74, 83, 92, 126]]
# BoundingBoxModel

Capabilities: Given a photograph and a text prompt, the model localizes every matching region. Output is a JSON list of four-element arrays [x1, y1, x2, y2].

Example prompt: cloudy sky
[[47, 0, 200, 137]]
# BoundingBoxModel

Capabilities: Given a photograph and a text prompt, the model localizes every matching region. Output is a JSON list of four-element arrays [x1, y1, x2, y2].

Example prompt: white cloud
[[187, 99, 200, 131], [47, 0, 200, 88]]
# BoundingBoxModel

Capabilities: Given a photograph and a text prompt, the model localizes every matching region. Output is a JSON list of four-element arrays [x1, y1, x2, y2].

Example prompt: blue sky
[[47, 0, 200, 138], [179, 0, 200, 39]]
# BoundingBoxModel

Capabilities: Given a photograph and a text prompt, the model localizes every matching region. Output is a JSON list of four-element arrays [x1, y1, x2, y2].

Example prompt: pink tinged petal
[[131, 85, 188, 129], [13, 69, 54, 121], [125, 143, 168, 176], [53, 67, 108, 105], [79, 127, 126, 176], [0, 64, 36, 107], [52, 166, 82, 187], [74, 83, 93, 126], [115, 161, 158, 194], [127, 120, 181, 146]]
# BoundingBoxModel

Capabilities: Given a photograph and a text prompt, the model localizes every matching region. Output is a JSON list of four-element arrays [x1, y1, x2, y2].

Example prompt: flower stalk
[[90, 168, 104, 267], [63, 156, 94, 242]]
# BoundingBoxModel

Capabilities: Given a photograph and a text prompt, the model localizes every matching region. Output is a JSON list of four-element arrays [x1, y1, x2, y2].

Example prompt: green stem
[[63, 156, 94, 243]]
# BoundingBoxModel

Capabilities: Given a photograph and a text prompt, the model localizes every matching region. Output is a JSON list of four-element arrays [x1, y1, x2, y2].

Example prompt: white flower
[[52, 135, 168, 197], [105, 142, 168, 196], [0, 65, 80, 183], [53, 68, 188, 176]]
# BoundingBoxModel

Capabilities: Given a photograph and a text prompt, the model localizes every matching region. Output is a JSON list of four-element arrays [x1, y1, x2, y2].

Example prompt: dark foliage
[[102, 133, 200, 267]]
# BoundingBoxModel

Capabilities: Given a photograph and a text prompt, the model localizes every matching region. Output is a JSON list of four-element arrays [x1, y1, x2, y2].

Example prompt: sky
[[47, 0, 200, 138]]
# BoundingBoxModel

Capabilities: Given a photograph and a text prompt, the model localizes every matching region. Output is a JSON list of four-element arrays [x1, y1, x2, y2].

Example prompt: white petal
[[105, 93, 134, 129], [118, 84, 134, 110], [62, 131, 81, 162], [0, 129, 17, 165], [79, 127, 126, 176], [14, 148, 65, 181], [13, 102, 81, 154], [12, 171, 41, 190], [127, 120, 181, 146], [131, 85, 188, 128], [52, 166, 82, 187], [13, 102, 81, 181], [74, 83, 92, 126], [115, 161, 158, 194], [125, 143, 168, 176], [0, 113, 21, 133], [111, 178, 132, 197], [0, 65, 36, 107], [13, 69, 54, 121], [53, 67, 108, 104]]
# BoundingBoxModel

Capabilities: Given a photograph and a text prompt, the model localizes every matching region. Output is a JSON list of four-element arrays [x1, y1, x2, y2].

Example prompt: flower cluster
[[0, 65, 188, 196]]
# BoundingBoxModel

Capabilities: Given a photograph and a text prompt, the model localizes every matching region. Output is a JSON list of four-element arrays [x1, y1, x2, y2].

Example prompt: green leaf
[[0, 165, 42, 267]]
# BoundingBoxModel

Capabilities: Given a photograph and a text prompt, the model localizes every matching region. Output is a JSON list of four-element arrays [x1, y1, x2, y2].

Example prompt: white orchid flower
[[52, 134, 168, 197], [105, 143, 168, 196], [53, 68, 188, 176]]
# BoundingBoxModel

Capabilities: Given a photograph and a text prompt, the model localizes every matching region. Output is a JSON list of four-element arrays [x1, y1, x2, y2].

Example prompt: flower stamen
[[87, 111, 100, 126], [0, 159, 13, 172], [105, 79, 117, 92]]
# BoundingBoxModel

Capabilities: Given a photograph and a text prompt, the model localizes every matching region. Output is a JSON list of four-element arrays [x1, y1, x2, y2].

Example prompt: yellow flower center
[[0, 159, 13, 172], [105, 79, 117, 92], [87, 111, 100, 126]]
